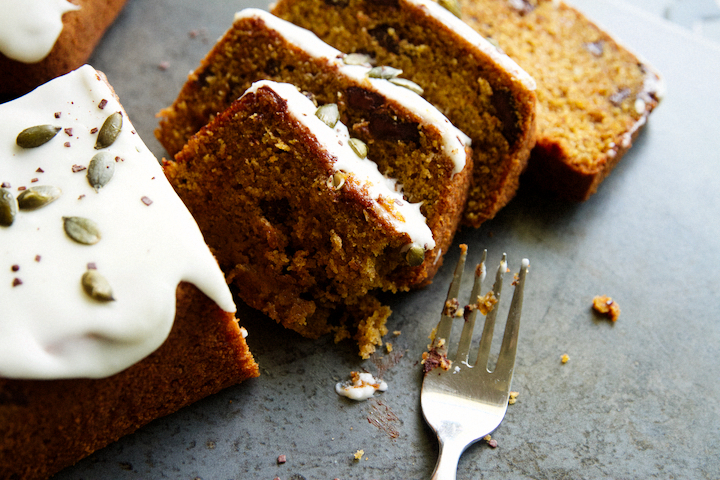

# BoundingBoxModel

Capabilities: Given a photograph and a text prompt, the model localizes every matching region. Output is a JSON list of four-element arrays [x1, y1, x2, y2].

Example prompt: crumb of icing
[[335, 371, 387, 401]]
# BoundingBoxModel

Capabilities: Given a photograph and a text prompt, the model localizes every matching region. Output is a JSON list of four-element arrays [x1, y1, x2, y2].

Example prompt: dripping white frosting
[[0, 65, 235, 379], [0, 0, 81, 63], [246, 80, 435, 250], [233, 9, 469, 175]]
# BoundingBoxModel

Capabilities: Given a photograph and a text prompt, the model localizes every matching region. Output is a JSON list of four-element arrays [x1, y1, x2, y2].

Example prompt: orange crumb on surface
[[593, 295, 621, 321]]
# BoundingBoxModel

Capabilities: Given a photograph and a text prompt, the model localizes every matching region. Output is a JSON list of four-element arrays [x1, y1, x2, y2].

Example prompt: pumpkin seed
[[17, 185, 62, 210], [63, 216, 101, 245], [343, 53, 373, 66], [16, 125, 61, 148], [405, 243, 425, 267], [389, 77, 425, 95], [349, 138, 368, 158], [87, 152, 116, 191], [0, 188, 17, 226], [316, 104, 340, 128], [368, 66, 402, 80], [438, 0, 462, 18], [95, 111, 123, 149], [333, 172, 346, 189], [81, 269, 115, 301]]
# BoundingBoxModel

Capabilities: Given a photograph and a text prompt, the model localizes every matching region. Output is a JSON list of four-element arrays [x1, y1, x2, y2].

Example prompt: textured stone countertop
[[38, 0, 720, 478]]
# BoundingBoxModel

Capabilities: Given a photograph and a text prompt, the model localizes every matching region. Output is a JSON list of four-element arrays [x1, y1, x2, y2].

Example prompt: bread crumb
[[561, 354, 570, 364], [483, 434, 498, 448], [385, 342, 393, 353], [592, 295, 621, 321], [475, 290, 498, 315], [508, 391, 519, 405], [353, 449, 364, 461]]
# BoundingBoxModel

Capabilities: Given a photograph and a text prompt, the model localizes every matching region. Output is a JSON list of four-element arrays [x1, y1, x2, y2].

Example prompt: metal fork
[[421, 245, 529, 480]]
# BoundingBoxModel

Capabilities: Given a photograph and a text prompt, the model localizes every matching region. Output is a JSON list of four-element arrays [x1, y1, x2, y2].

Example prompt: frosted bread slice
[[0, 65, 258, 480]]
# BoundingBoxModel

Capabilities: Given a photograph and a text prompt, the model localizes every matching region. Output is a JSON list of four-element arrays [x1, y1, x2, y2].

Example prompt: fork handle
[[430, 438, 465, 480]]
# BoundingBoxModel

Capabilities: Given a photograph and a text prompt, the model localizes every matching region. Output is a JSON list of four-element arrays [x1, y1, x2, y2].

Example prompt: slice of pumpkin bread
[[164, 80, 445, 357], [456, 0, 664, 200]]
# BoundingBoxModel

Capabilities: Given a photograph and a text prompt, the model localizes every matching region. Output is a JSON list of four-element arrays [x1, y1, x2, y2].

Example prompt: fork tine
[[475, 253, 507, 368], [494, 258, 529, 379], [435, 245, 467, 344], [454, 249, 487, 363]]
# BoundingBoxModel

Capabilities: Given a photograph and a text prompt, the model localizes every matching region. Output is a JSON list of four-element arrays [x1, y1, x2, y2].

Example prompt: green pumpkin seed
[[316, 104, 340, 129], [343, 53, 373, 66], [368, 66, 402, 80], [0, 188, 17, 226], [17, 185, 62, 210], [87, 152, 116, 191], [63, 216, 101, 245], [95, 111, 123, 149], [16, 125, 61, 148], [405, 243, 426, 267], [438, 0, 462, 18], [81, 269, 115, 301], [349, 138, 368, 158], [389, 77, 425, 95]]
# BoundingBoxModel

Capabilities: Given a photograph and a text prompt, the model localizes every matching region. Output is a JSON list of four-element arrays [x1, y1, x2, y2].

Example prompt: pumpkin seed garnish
[[16, 125, 61, 148], [17, 185, 62, 210], [63, 216, 101, 245], [87, 152, 116, 191], [343, 53, 374, 66], [95, 111, 123, 149], [81, 269, 115, 301], [368, 66, 403, 80], [349, 138, 368, 158], [389, 77, 425, 95], [0, 188, 17, 226], [330, 171, 347, 190], [405, 243, 426, 267], [316, 104, 340, 129], [438, 0, 462, 18]]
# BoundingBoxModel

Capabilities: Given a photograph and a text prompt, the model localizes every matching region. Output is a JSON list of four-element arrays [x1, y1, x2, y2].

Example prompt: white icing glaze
[[0, 0, 80, 63], [246, 80, 436, 250], [0, 65, 235, 379], [335, 371, 388, 401], [233, 9, 469, 175]]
